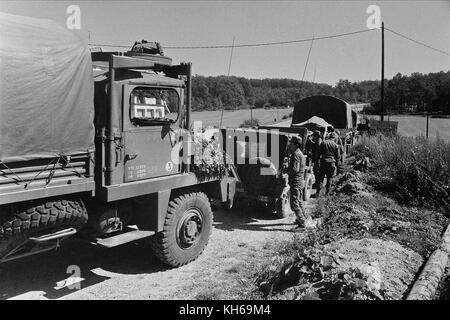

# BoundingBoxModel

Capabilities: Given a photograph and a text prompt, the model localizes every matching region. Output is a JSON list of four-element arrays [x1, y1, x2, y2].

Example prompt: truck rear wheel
[[149, 191, 213, 267], [0, 198, 88, 259]]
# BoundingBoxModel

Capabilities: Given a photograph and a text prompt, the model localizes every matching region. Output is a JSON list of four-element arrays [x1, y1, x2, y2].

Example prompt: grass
[[351, 134, 450, 209], [313, 192, 447, 258], [191, 108, 292, 128], [239, 118, 260, 128], [369, 115, 450, 141], [245, 133, 450, 299], [247, 171, 448, 300]]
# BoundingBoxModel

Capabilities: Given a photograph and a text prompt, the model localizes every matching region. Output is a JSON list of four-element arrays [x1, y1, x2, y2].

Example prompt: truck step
[[29, 228, 77, 243], [95, 228, 155, 248]]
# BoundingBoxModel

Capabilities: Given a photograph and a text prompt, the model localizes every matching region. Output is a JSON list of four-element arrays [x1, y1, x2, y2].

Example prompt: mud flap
[[133, 190, 171, 232], [219, 177, 236, 209]]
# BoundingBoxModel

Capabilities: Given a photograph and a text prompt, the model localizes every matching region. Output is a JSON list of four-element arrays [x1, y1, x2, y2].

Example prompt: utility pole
[[426, 105, 430, 139], [380, 22, 385, 121]]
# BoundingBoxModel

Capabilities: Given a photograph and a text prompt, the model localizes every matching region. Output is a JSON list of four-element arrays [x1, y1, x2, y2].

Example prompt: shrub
[[281, 112, 293, 120], [351, 134, 450, 208], [239, 118, 260, 128]]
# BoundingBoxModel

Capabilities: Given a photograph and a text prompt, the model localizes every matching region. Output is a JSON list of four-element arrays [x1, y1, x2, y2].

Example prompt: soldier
[[310, 130, 322, 187], [286, 136, 310, 227], [315, 133, 340, 197], [332, 130, 345, 174]]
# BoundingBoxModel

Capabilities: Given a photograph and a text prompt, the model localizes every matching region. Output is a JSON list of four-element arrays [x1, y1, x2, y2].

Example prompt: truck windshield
[[130, 87, 179, 126]]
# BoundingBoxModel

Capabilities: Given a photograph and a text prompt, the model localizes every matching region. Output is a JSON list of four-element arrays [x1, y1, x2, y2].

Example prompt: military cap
[[290, 136, 302, 146]]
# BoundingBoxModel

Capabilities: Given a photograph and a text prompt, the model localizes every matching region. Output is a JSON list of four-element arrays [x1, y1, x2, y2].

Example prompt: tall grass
[[351, 134, 450, 208], [239, 118, 260, 128]]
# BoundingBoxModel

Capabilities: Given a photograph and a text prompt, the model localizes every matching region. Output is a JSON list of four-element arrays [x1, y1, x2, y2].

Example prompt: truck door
[[122, 86, 181, 182]]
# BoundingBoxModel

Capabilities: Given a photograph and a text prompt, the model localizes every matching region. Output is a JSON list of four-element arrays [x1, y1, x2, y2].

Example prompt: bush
[[239, 118, 260, 128], [281, 112, 293, 120], [351, 134, 450, 208]]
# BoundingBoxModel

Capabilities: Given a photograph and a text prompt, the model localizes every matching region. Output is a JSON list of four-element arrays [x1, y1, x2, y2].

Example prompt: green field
[[192, 109, 450, 141], [377, 115, 450, 141], [191, 108, 292, 128]]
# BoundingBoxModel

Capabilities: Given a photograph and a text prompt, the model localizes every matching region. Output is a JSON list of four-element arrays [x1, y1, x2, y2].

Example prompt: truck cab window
[[130, 87, 179, 125]]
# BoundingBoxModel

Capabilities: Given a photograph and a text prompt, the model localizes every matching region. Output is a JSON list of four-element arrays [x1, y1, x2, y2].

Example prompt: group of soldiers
[[283, 127, 343, 228]]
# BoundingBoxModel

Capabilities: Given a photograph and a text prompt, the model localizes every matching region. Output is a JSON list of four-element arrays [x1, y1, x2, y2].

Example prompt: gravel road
[[0, 200, 316, 300]]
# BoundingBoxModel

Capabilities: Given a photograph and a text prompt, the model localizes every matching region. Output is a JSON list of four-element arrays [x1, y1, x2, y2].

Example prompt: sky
[[0, 0, 449, 85]]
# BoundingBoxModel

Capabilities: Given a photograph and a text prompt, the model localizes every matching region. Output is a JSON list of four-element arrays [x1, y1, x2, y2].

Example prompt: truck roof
[[92, 61, 185, 88]]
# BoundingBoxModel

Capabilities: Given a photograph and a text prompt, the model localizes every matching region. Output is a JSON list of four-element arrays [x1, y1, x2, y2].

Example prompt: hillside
[[191, 71, 450, 115]]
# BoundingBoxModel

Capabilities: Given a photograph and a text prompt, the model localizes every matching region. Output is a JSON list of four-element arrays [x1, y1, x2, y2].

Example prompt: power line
[[301, 35, 314, 81], [88, 28, 375, 50], [166, 29, 374, 49], [385, 27, 450, 56]]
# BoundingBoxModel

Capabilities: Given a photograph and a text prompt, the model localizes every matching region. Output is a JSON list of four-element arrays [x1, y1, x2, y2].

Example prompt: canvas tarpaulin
[[292, 116, 332, 132], [292, 95, 353, 129], [0, 12, 95, 163]]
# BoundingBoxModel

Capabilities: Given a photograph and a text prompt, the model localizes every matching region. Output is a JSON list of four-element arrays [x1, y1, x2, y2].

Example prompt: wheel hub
[[177, 209, 203, 248]]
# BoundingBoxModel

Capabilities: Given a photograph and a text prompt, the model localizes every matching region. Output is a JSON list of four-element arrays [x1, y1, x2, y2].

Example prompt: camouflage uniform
[[310, 133, 322, 185], [287, 146, 309, 225], [316, 137, 340, 196]]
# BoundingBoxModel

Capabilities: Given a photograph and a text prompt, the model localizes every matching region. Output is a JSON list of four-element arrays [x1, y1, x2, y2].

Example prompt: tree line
[[191, 70, 450, 114]]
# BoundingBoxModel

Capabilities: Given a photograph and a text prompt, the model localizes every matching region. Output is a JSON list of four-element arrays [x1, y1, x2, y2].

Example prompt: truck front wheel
[[0, 198, 88, 260], [149, 191, 213, 267]]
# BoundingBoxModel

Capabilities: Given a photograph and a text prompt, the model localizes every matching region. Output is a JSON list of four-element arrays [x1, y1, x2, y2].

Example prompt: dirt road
[[0, 200, 316, 300]]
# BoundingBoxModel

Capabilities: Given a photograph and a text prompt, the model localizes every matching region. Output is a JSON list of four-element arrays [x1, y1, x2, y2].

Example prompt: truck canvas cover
[[292, 115, 332, 131], [292, 95, 354, 129], [0, 12, 95, 163]]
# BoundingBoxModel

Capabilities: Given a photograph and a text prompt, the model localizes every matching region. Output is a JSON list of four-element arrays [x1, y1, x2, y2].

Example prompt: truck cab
[[0, 24, 235, 267]]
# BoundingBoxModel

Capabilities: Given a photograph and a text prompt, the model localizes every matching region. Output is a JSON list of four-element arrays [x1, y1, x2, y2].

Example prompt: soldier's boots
[[315, 183, 322, 198]]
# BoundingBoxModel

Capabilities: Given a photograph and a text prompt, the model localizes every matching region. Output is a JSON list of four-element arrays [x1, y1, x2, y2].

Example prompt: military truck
[[0, 13, 235, 267], [217, 126, 313, 218], [227, 95, 366, 217]]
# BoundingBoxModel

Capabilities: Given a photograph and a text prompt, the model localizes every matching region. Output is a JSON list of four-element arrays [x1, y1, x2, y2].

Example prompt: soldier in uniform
[[315, 133, 340, 197], [332, 130, 345, 174], [310, 130, 322, 187], [286, 136, 310, 227]]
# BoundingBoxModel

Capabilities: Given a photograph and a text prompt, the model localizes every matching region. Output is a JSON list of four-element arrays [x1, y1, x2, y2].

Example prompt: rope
[[0, 161, 25, 184]]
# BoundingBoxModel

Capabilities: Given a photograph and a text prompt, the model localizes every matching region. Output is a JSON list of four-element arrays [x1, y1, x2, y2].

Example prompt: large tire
[[0, 198, 88, 258], [149, 191, 213, 267]]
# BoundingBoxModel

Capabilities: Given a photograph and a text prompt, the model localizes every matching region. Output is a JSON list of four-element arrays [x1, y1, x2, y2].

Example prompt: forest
[[191, 71, 450, 114]]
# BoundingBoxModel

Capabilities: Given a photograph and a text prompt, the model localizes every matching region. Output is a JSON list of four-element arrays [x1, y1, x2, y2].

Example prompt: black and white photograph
[[0, 0, 449, 307]]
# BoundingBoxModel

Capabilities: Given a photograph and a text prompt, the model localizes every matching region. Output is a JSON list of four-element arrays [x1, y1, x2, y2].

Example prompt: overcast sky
[[1, 1, 449, 85]]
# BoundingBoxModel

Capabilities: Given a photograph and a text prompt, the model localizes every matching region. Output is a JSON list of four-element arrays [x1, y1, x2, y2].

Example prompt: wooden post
[[407, 224, 450, 300]]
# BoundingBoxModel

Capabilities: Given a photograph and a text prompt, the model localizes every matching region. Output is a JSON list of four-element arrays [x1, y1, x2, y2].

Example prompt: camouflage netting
[[190, 136, 232, 180]]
